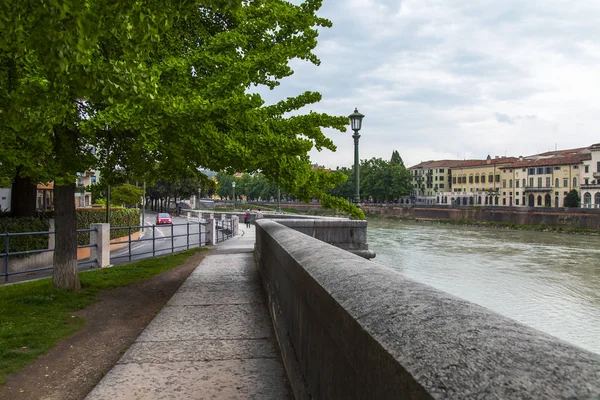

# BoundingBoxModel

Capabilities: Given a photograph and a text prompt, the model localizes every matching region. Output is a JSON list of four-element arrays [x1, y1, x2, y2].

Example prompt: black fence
[[0, 228, 98, 283], [1, 217, 237, 284], [109, 220, 209, 265]]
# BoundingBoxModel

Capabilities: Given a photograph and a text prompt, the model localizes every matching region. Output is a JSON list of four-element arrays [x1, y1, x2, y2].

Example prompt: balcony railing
[[523, 186, 552, 192], [581, 183, 600, 189], [593, 172, 600, 179]]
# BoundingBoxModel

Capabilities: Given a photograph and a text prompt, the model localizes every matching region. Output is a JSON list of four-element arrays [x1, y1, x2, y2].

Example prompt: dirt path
[[0, 250, 209, 400]]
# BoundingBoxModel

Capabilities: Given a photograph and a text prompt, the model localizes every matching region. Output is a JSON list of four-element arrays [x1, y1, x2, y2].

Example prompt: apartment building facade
[[408, 160, 464, 202], [409, 145, 598, 208], [580, 143, 600, 208]]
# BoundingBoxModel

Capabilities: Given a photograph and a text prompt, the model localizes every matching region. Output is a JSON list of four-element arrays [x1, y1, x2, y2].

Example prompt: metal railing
[[1, 228, 98, 283], [109, 220, 209, 265], [215, 218, 234, 243]]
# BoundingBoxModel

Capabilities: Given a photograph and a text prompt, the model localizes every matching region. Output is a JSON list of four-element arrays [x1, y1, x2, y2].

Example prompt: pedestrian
[[256, 209, 263, 219], [244, 209, 251, 228]]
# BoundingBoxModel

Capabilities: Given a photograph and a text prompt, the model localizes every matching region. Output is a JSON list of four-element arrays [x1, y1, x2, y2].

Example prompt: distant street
[[110, 211, 207, 265]]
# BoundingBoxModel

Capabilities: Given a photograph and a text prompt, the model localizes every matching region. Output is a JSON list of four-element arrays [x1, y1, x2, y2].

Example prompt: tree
[[1, 1, 361, 289], [564, 189, 580, 208], [111, 184, 143, 207], [390, 150, 405, 167]]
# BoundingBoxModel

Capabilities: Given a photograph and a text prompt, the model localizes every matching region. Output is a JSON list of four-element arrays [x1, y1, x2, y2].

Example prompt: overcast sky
[[253, 0, 600, 169]]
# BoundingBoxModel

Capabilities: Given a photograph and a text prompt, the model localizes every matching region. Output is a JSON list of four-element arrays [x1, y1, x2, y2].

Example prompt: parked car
[[156, 213, 172, 225]]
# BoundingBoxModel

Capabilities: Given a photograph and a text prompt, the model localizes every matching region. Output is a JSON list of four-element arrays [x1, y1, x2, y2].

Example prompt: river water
[[367, 219, 600, 355]]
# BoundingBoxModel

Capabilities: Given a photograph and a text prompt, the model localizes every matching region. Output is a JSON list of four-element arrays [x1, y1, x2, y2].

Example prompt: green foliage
[[111, 184, 143, 207], [328, 156, 413, 204], [75, 208, 140, 244], [0, 217, 50, 253], [0, 0, 357, 279], [564, 189, 580, 208], [0, 248, 205, 384]]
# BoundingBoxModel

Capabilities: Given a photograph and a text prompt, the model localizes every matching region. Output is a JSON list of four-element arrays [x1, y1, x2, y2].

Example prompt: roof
[[512, 153, 590, 168], [452, 157, 519, 168], [408, 160, 468, 169]]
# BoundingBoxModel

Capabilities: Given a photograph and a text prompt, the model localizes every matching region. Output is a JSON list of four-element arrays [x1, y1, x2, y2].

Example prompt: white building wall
[[0, 188, 11, 212]]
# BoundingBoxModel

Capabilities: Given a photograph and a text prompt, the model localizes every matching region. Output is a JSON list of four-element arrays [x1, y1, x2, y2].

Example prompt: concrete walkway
[[87, 224, 292, 399]]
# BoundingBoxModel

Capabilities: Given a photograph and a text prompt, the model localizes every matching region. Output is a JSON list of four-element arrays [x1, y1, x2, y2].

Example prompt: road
[[110, 212, 208, 265]]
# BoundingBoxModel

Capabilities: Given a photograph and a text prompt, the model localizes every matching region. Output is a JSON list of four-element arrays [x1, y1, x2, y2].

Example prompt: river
[[367, 219, 600, 355]]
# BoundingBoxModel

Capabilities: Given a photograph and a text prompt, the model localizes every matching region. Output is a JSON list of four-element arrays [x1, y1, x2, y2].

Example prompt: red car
[[156, 213, 172, 225]]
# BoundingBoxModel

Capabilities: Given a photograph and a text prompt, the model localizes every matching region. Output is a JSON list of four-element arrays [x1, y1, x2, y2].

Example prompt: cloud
[[495, 113, 514, 124], [257, 0, 600, 168]]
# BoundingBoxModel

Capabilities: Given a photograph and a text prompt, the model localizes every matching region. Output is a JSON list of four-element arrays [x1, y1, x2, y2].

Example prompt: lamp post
[[276, 186, 281, 213], [232, 181, 236, 210], [349, 108, 365, 207]]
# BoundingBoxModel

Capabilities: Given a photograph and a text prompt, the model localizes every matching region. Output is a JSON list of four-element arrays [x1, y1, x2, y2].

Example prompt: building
[[75, 170, 98, 208], [509, 148, 589, 208], [409, 145, 595, 208], [449, 156, 518, 206], [580, 143, 600, 208], [408, 160, 464, 203]]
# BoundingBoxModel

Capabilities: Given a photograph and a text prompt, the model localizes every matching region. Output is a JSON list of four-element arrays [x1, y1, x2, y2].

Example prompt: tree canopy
[[0, 0, 360, 289]]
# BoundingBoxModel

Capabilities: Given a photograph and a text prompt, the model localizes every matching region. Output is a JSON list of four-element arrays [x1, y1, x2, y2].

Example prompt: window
[[469, 175, 474, 184], [522, 169, 526, 172], [435, 176, 438, 181], [503, 198, 506, 205], [439, 184, 445, 189], [529, 177, 534, 187], [439, 168, 444, 173], [585, 165, 589, 173], [495, 175, 500, 183], [585, 178, 589, 185], [573, 177, 577, 187], [546, 177, 551, 187], [453, 177, 457, 184], [509, 179, 513, 188], [516, 180, 520, 188], [489, 174, 493, 183], [516, 198, 520, 205], [545, 167, 552, 174], [554, 166, 560, 170], [573, 165, 578, 169], [597, 161, 600, 172], [481, 175, 486, 183], [502, 180, 506, 188], [537, 167, 544, 175], [555, 178, 559, 187], [503, 192, 506, 196], [537, 177, 542, 188], [475, 175, 480, 183], [596, 193, 600, 205], [537, 195, 542, 206], [528, 168, 536, 175], [584, 192, 592, 205], [564, 178, 568, 188]]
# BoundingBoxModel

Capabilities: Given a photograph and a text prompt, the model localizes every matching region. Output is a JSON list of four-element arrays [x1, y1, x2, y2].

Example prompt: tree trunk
[[52, 183, 81, 290], [11, 171, 38, 217]]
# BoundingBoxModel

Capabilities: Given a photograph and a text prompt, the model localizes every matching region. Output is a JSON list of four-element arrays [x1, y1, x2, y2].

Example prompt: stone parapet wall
[[363, 205, 600, 229], [255, 219, 600, 399]]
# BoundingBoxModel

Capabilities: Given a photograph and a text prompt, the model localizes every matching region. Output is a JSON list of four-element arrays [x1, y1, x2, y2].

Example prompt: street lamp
[[232, 181, 236, 210], [349, 108, 365, 207]]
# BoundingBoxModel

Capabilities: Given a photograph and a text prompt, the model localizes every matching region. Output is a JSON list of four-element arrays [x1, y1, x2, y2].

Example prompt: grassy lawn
[[0, 248, 207, 384]]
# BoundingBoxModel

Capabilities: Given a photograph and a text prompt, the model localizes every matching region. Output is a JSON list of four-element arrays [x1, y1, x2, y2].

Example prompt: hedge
[[0, 217, 50, 254], [75, 208, 140, 245], [0, 208, 140, 253]]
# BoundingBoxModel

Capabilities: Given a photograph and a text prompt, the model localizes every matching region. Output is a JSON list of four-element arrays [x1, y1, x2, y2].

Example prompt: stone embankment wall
[[362, 205, 600, 229], [255, 219, 600, 400]]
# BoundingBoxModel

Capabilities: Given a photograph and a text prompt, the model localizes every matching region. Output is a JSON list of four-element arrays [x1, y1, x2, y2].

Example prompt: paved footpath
[[87, 224, 292, 399]]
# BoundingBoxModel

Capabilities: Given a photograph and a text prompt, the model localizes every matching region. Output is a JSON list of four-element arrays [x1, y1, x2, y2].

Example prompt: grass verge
[[0, 248, 207, 384]]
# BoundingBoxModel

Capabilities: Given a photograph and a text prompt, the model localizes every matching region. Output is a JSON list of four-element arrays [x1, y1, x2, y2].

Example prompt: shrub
[[0, 209, 140, 252], [75, 208, 140, 245], [0, 217, 50, 253]]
